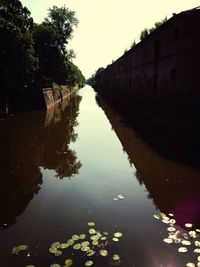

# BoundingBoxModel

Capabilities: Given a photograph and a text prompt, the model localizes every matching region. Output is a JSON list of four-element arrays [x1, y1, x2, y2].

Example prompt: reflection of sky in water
[[1, 86, 200, 266]]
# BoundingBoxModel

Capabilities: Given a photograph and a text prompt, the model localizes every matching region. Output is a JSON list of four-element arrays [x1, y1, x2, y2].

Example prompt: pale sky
[[21, 0, 200, 78]]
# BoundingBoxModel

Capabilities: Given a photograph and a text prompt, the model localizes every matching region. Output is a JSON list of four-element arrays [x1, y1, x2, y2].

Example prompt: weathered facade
[[97, 7, 200, 126]]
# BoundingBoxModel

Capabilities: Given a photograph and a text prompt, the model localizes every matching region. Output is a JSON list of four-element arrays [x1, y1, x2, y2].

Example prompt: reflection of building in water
[[97, 97, 200, 227], [0, 94, 82, 229]]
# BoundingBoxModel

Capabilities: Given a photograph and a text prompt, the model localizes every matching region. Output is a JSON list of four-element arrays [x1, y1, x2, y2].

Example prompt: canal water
[[1, 85, 200, 267]]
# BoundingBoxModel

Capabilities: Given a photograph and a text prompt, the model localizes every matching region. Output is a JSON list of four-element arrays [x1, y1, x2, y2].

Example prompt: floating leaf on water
[[160, 213, 167, 217], [189, 231, 197, 238], [88, 222, 95, 227], [73, 243, 81, 250], [72, 235, 79, 241], [51, 242, 60, 248], [87, 250, 95, 256], [25, 265, 35, 267], [194, 248, 200, 253], [85, 260, 93, 266], [49, 247, 58, 254], [174, 238, 181, 244], [99, 250, 108, 256], [178, 247, 187, 253], [186, 263, 195, 267], [185, 223, 193, 228], [182, 233, 189, 240], [195, 241, 200, 247], [66, 239, 74, 246], [89, 229, 96, 235], [100, 237, 107, 240], [81, 241, 90, 247], [64, 259, 73, 267], [168, 213, 174, 217], [112, 238, 119, 242], [114, 232, 122, 238], [103, 232, 108, 236], [90, 235, 99, 241], [197, 263, 200, 267], [163, 238, 173, 244], [50, 264, 61, 267], [169, 219, 176, 224], [167, 227, 176, 232], [113, 198, 118, 201], [79, 234, 86, 239], [12, 247, 20, 255], [196, 229, 200, 233], [60, 243, 69, 249], [181, 240, 191, 246], [118, 194, 125, 199], [162, 218, 170, 224], [92, 240, 98, 246], [112, 254, 120, 261], [81, 246, 90, 252], [198, 255, 200, 261], [54, 250, 62, 256], [18, 245, 28, 251], [153, 214, 160, 220]]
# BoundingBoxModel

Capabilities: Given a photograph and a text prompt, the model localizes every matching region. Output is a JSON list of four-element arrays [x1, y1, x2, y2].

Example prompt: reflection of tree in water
[[96, 96, 200, 227], [40, 94, 82, 179], [0, 94, 82, 229]]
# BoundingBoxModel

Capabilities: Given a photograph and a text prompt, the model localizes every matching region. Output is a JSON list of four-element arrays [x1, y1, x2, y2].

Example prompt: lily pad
[[88, 222, 95, 227], [112, 254, 120, 261], [185, 223, 193, 228], [49, 247, 58, 254], [64, 259, 73, 267], [89, 229, 96, 235], [79, 234, 86, 239], [102, 232, 108, 236], [73, 243, 81, 250], [99, 250, 108, 256], [189, 231, 197, 238], [112, 238, 119, 242], [50, 264, 61, 267], [181, 240, 191, 246], [153, 214, 160, 219], [54, 250, 62, 256], [118, 194, 125, 199], [81, 241, 90, 247], [167, 227, 176, 232], [178, 247, 187, 253], [85, 260, 93, 266], [186, 263, 195, 267], [87, 250, 95, 256], [194, 248, 200, 253], [92, 240, 98, 246], [25, 265, 35, 267], [114, 232, 122, 238], [100, 236, 107, 240], [60, 243, 69, 249], [195, 241, 200, 247], [72, 235, 79, 241], [163, 238, 173, 244], [81, 246, 90, 252], [51, 242, 60, 248]]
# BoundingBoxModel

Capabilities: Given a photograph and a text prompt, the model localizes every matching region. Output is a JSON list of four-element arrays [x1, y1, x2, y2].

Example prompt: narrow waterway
[[1, 86, 200, 267]]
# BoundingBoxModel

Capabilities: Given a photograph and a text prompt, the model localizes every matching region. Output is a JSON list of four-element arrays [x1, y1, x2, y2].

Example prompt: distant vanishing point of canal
[[1, 86, 200, 267]]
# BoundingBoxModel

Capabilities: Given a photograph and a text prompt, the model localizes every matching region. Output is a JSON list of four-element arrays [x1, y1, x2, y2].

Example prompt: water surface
[[1, 86, 200, 267]]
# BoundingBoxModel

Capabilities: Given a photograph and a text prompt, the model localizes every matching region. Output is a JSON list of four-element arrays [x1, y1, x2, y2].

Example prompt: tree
[[0, 0, 38, 106], [44, 5, 78, 55]]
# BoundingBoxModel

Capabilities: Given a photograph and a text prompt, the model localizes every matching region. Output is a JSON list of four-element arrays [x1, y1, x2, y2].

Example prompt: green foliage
[[0, 0, 38, 92], [0, 0, 85, 111], [139, 17, 168, 41], [44, 5, 78, 54]]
